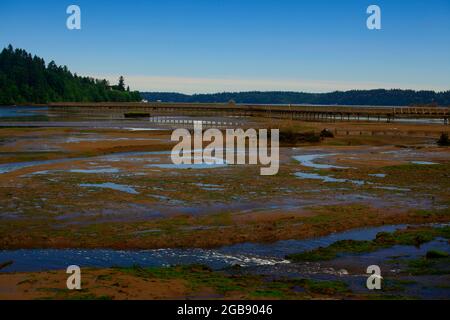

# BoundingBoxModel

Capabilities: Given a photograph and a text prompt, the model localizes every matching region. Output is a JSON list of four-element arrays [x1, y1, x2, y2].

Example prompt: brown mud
[[0, 119, 449, 250]]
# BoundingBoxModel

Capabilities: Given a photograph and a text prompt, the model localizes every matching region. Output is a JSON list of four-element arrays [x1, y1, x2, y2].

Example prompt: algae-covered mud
[[0, 109, 449, 300]]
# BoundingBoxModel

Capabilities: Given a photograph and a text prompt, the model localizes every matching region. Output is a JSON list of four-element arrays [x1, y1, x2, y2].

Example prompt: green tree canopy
[[141, 90, 450, 107], [0, 45, 141, 105]]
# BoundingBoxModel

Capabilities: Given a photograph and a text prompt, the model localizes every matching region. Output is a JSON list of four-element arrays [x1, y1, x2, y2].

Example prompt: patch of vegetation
[[0, 260, 13, 270], [96, 274, 113, 281], [405, 256, 450, 275], [381, 278, 417, 292], [249, 289, 286, 298], [387, 161, 450, 177], [34, 286, 113, 300], [426, 250, 449, 259], [17, 278, 37, 285], [287, 226, 450, 262], [113, 264, 350, 298], [300, 204, 376, 228], [437, 133, 450, 146], [365, 294, 417, 300], [278, 128, 322, 144], [115, 264, 192, 279], [412, 208, 450, 221], [291, 279, 350, 295], [0, 45, 140, 105], [320, 128, 335, 138], [115, 264, 245, 294], [64, 293, 113, 300]]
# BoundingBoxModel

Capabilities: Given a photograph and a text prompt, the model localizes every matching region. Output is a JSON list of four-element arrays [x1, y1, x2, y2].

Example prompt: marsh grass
[[112, 264, 350, 298], [287, 226, 450, 262]]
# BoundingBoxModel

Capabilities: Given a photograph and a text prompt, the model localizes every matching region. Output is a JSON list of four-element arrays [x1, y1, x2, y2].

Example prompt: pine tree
[[0, 45, 141, 105], [118, 76, 125, 91]]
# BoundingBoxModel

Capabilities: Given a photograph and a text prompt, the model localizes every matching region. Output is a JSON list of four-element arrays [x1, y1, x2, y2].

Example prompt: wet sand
[[0, 120, 449, 249]]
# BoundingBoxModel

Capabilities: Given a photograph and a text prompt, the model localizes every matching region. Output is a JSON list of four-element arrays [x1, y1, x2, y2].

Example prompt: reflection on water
[[294, 172, 365, 185], [146, 154, 228, 169], [411, 161, 438, 165], [0, 149, 229, 174], [124, 128, 162, 131], [374, 186, 410, 192], [0, 106, 47, 119], [369, 173, 386, 178], [0, 158, 74, 174], [293, 154, 349, 169], [69, 168, 120, 174], [79, 183, 139, 194]]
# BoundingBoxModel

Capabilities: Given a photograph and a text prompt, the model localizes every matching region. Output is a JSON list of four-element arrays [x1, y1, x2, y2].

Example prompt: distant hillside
[[141, 90, 450, 107], [0, 45, 140, 105]]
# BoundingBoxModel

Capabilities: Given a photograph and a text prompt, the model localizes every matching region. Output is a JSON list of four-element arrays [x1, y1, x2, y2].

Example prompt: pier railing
[[48, 102, 450, 124]]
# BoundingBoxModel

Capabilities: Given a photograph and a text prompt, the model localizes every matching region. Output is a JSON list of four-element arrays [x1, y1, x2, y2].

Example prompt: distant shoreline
[[140, 89, 450, 107]]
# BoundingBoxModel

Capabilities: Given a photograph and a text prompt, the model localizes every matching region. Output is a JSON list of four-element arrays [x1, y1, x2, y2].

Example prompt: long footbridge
[[49, 102, 450, 124]]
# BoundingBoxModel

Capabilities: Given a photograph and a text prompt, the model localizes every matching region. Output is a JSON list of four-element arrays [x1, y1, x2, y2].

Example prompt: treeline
[[141, 89, 450, 107], [0, 45, 140, 105]]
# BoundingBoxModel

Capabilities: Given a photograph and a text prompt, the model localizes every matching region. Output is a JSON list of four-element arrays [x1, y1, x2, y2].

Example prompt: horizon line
[[89, 74, 450, 95]]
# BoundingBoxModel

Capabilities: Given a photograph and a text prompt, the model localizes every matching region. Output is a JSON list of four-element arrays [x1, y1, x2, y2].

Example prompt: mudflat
[[0, 113, 449, 299]]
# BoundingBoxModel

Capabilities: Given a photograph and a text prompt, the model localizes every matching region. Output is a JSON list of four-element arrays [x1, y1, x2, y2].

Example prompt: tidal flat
[[0, 109, 449, 299]]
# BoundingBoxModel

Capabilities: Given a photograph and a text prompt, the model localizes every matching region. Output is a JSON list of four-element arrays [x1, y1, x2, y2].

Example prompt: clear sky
[[1, 0, 449, 93]]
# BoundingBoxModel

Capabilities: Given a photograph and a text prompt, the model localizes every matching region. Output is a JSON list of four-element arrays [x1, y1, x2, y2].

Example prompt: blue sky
[[1, 0, 449, 93]]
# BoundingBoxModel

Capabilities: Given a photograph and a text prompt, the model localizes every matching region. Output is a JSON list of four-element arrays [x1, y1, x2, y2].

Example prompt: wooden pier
[[48, 102, 450, 124]]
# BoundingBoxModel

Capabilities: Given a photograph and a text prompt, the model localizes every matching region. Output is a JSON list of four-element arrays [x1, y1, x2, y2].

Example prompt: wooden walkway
[[49, 102, 450, 124]]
